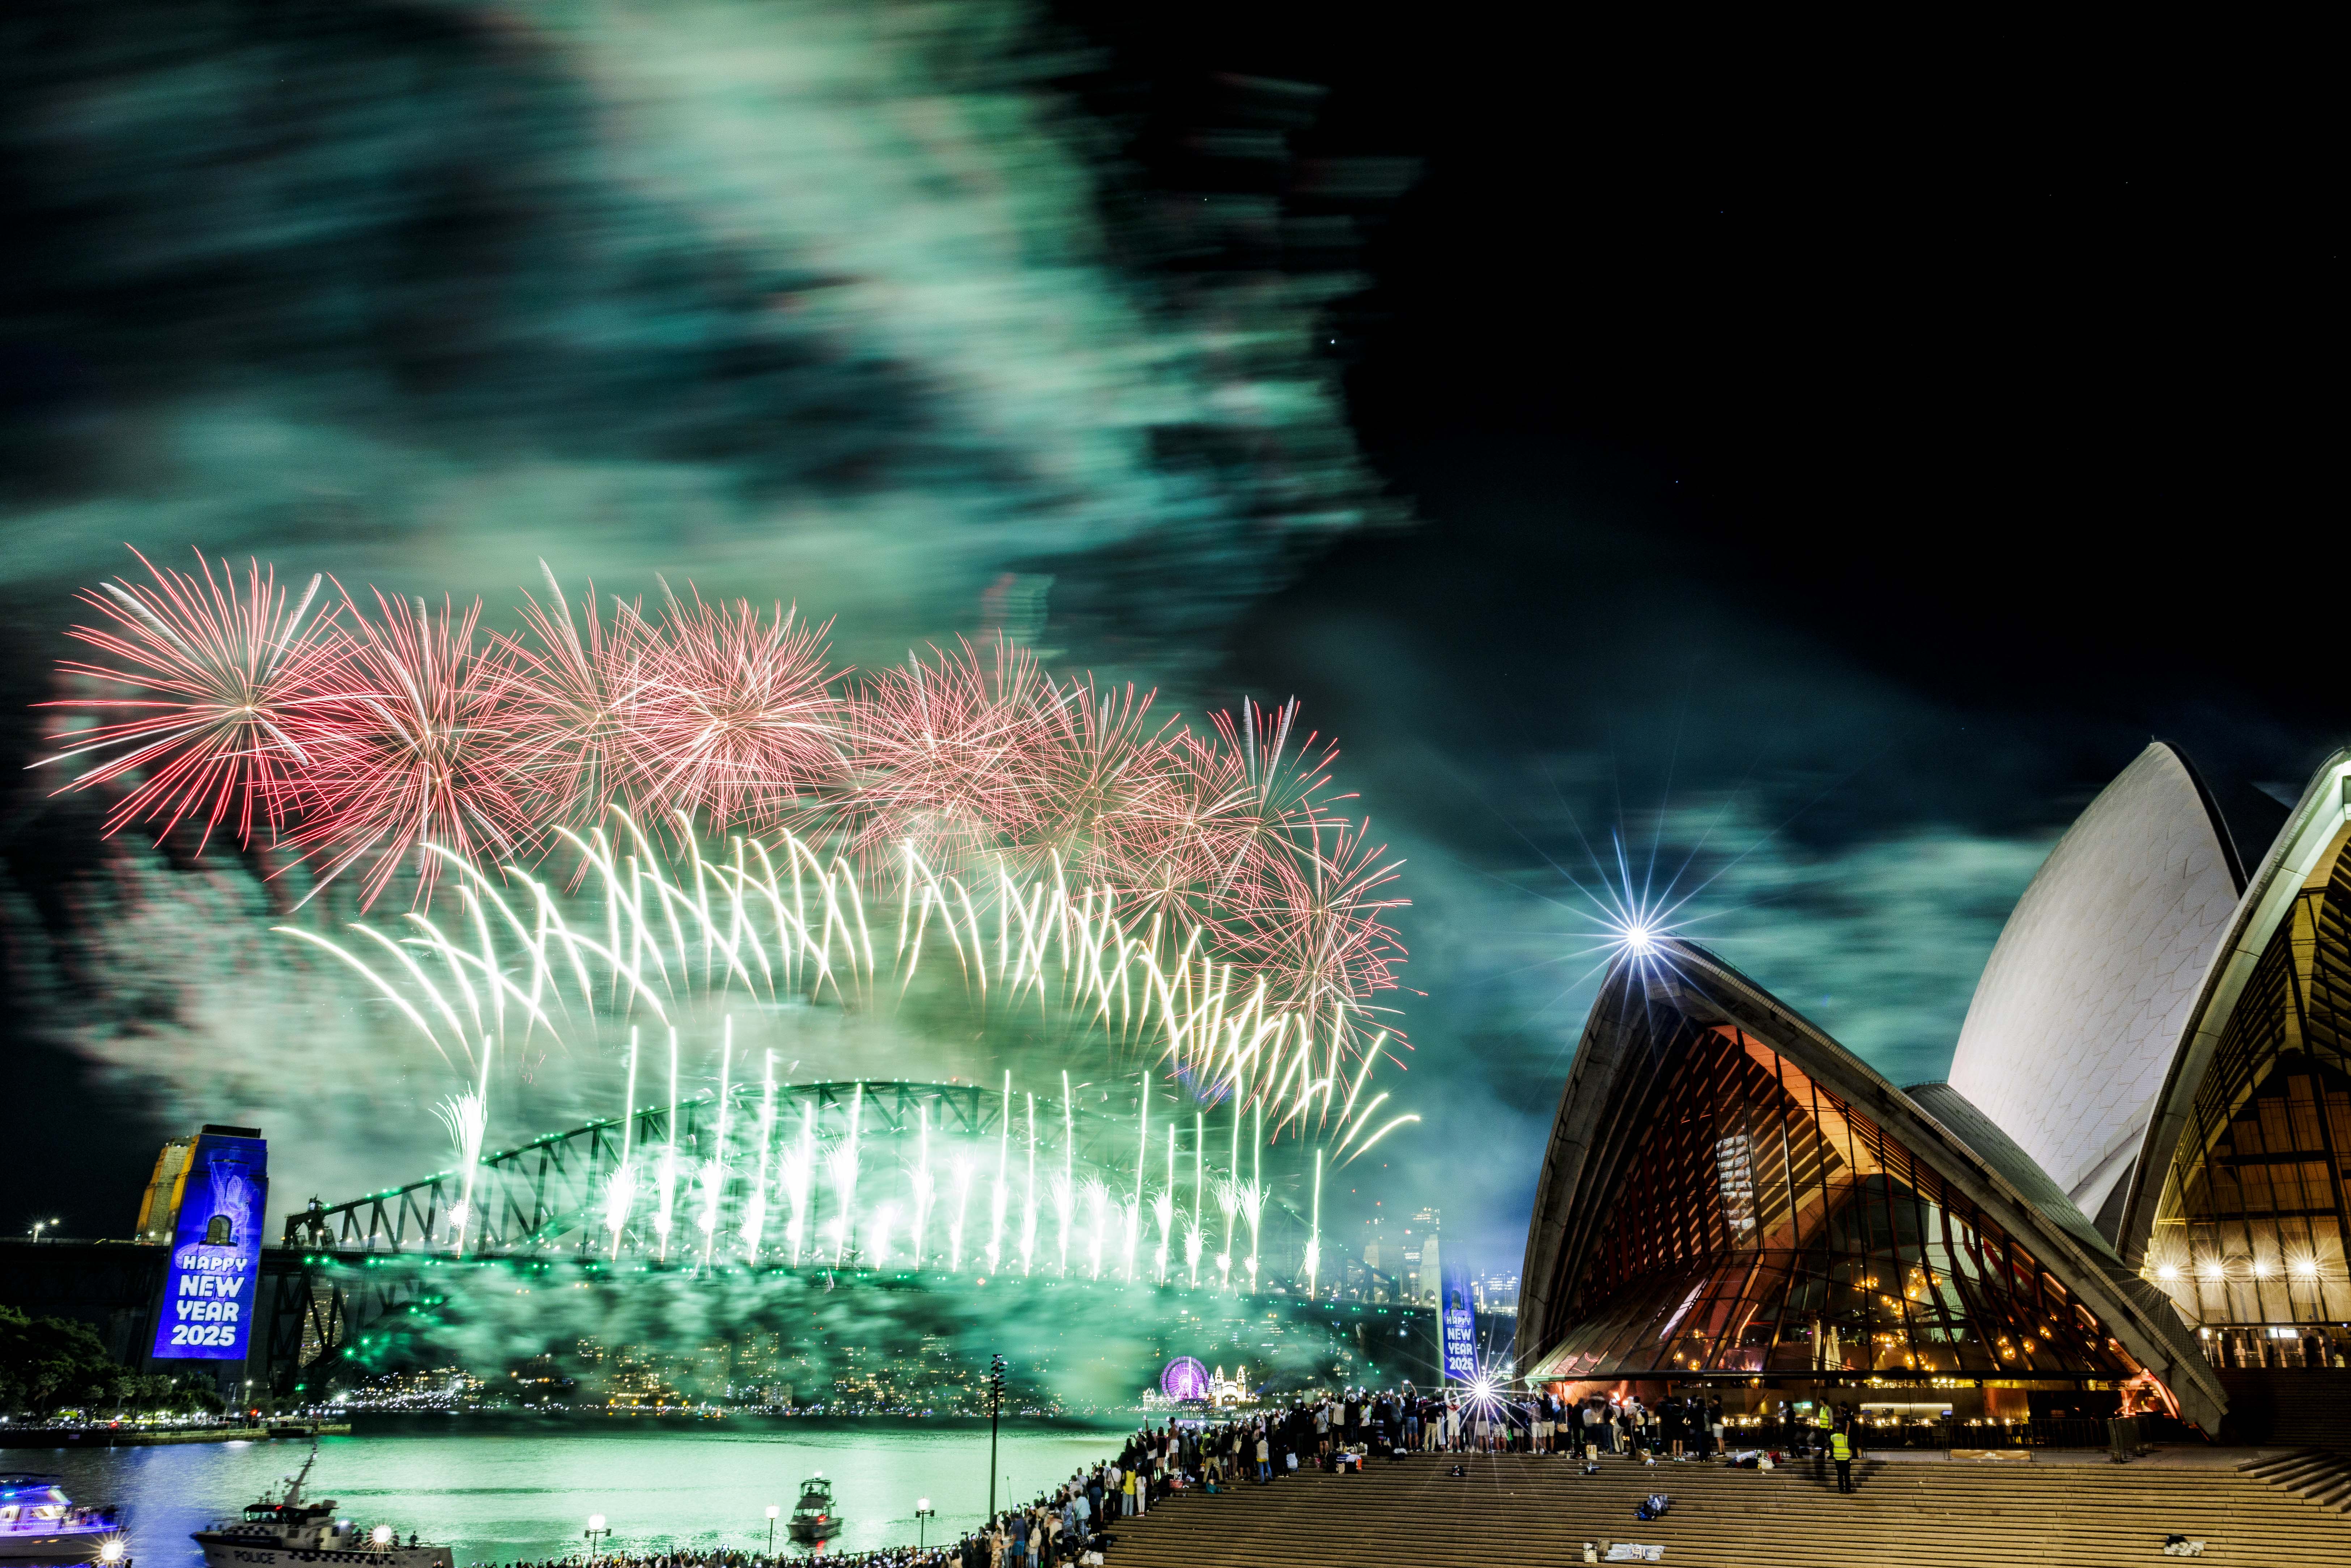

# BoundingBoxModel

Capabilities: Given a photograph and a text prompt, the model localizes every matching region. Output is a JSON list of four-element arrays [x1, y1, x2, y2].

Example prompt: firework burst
[[47, 551, 1411, 1031], [290, 590, 531, 906], [1117, 698, 1343, 935], [37, 549, 335, 849], [625, 584, 845, 833], [1230, 814, 1408, 1017], [490, 567, 656, 830], [1018, 676, 1177, 887], [848, 636, 1052, 872]]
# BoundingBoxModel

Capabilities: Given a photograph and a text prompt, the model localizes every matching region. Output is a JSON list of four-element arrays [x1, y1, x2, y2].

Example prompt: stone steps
[[1096, 1453, 2350, 1567], [2241, 1447, 2351, 1513]]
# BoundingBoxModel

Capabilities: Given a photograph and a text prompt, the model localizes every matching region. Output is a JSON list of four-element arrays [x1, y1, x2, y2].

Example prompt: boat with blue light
[[0, 1473, 124, 1563]]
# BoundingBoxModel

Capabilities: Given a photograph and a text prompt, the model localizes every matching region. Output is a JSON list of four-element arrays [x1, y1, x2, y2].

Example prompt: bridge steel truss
[[285, 1080, 1013, 1258]]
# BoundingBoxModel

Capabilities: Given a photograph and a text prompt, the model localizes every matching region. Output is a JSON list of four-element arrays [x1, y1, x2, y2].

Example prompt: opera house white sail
[[1518, 743, 2351, 1437], [1947, 743, 2244, 1239]]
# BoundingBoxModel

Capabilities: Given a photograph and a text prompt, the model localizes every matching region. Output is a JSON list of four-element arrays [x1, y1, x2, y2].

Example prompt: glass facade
[[1538, 1020, 2141, 1382], [2143, 827, 2351, 1332]]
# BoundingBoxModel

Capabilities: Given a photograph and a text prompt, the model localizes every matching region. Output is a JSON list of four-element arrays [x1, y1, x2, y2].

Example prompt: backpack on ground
[[1633, 1493, 1670, 1521]]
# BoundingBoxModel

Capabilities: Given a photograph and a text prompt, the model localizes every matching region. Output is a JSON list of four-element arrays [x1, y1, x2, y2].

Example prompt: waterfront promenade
[[1097, 1450, 2348, 1567], [0, 1422, 350, 1448]]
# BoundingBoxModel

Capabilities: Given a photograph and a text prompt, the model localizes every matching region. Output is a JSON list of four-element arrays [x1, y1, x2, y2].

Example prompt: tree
[[0, 1309, 230, 1419], [0, 1306, 126, 1415]]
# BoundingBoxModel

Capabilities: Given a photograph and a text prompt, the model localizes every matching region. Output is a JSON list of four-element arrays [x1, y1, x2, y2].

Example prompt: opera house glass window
[[2144, 830, 2351, 1329], [1540, 1025, 2141, 1381]]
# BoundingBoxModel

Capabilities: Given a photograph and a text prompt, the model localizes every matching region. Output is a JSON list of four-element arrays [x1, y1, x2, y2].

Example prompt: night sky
[[0, 3, 2333, 1270]]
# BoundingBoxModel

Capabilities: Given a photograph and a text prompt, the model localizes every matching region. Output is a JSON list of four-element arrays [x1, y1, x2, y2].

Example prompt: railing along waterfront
[[1680, 1416, 2174, 1451]]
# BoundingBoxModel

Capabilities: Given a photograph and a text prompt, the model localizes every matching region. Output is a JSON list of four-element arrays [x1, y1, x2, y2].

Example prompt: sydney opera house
[[1517, 744, 2351, 1435]]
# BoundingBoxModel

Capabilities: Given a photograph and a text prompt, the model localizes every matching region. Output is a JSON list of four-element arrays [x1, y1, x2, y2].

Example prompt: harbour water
[[25, 1423, 1133, 1565]]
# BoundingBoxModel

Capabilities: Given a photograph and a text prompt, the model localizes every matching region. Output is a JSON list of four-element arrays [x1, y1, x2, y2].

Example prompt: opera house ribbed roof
[[1516, 743, 2351, 1433]]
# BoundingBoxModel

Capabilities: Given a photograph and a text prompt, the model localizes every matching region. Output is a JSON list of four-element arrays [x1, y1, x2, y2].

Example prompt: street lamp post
[[583, 1514, 611, 1559], [29, 1218, 60, 1243], [915, 1499, 935, 1552], [985, 1354, 1007, 1520], [764, 1504, 779, 1556]]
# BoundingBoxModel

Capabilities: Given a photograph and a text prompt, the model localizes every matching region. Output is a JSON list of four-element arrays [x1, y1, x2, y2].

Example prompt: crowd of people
[[481, 1385, 1877, 1568], [939, 1384, 1878, 1567], [496, 1552, 953, 1568]]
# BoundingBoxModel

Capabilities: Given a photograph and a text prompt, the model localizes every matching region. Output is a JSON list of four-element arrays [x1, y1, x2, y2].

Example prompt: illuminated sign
[[150, 1131, 267, 1362], [1440, 1267, 1478, 1382]]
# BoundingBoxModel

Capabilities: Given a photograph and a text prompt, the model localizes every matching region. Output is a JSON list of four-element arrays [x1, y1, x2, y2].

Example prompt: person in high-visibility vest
[[1830, 1425, 1856, 1493], [1810, 1399, 1833, 1473]]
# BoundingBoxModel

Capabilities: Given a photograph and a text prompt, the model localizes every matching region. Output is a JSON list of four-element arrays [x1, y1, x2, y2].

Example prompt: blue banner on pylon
[[1440, 1267, 1478, 1382]]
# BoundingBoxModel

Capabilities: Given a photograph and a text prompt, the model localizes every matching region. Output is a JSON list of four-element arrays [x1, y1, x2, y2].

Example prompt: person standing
[[1830, 1423, 1856, 1493]]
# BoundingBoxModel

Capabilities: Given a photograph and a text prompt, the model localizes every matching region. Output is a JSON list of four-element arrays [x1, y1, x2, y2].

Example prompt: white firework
[[601, 1158, 637, 1247]]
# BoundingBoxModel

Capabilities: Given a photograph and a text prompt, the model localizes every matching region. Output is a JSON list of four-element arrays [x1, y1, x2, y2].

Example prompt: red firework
[[1114, 697, 1345, 930], [288, 590, 532, 907], [848, 636, 1054, 874], [1226, 814, 1408, 1014], [41, 551, 1412, 1016], [39, 549, 337, 850], [490, 571, 659, 831], [622, 586, 845, 833], [1015, 676, 1178, 886]]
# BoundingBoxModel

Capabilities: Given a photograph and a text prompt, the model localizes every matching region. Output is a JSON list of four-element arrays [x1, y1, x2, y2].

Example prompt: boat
[[786, 1475, 842, 1542], [191, 1442, 451, 1568], [0, 1473, 124, 1562]]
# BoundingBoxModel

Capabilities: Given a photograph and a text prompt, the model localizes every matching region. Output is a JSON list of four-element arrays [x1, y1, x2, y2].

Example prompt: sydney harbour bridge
[[248, 1077, 1430, 1406]]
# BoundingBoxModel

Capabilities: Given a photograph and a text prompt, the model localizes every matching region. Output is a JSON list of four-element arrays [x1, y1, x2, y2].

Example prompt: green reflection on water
[[41, 1424, 1131, 1565]]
